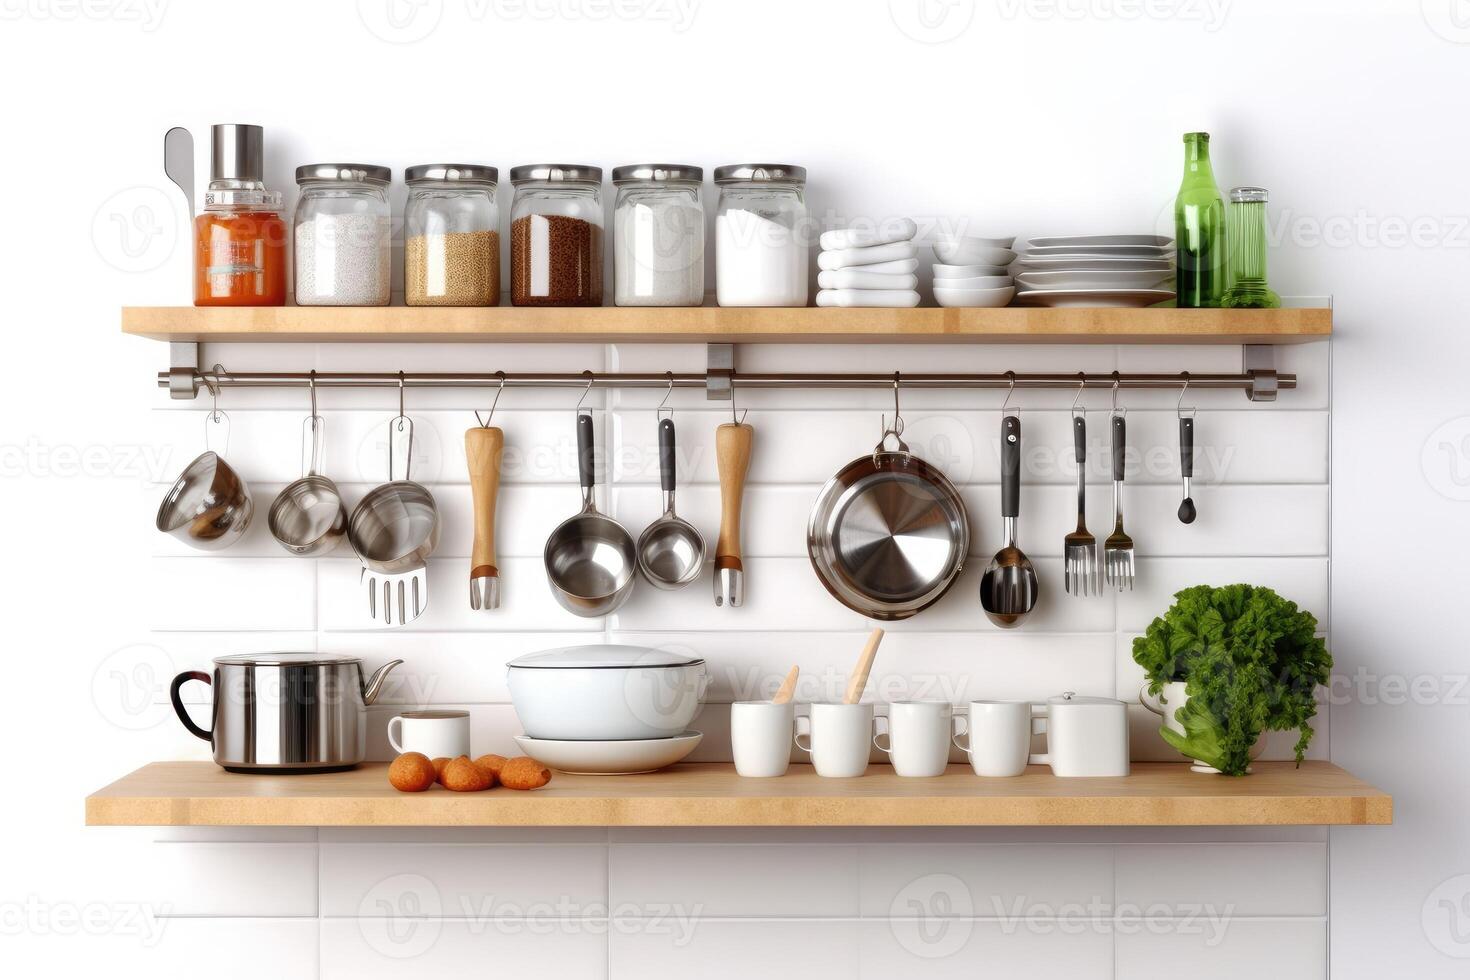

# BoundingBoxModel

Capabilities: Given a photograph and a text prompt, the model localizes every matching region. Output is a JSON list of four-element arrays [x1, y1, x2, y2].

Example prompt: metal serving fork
[[1104, 412, 1135, 590], [1064, 411, 1098, 596]]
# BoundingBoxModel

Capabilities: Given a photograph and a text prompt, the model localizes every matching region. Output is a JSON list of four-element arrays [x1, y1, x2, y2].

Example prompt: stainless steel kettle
[[171, 653, 402, 773]]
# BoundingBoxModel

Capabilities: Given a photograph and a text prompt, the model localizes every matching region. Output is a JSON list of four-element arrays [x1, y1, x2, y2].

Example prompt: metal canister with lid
[[612, 164, 705, 307], [714, 163, 808, 307], [293, 163, 393, 306], [405, 164, 500, 307], [509, 164, 604, 307]]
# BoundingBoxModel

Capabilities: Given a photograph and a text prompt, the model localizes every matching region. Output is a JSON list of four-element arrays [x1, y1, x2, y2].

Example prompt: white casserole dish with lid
[[507, 644, 708, 740]]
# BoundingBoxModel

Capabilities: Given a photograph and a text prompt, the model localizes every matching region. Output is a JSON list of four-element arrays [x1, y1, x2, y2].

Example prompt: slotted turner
[[348, 412, 440, 628], [1104, 413, 1135, 590]]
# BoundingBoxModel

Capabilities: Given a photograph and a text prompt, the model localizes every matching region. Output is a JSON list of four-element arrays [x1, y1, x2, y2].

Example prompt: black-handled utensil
[[1178, 415, 1197, 524]]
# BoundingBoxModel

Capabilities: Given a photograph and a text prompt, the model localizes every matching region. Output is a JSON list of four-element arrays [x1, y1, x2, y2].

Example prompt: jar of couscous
[[404, 164, 500, 307]]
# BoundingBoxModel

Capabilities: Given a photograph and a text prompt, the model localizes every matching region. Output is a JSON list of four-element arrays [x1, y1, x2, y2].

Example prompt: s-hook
[[728, 373, 748, 425], [475, 371, 507, 428], [882, 371, 905, 438], [575, 370, 595, 419], [1071, 372, 1087, 419], [1001, 370, 1019, 418], [657, 372, 675, 422]]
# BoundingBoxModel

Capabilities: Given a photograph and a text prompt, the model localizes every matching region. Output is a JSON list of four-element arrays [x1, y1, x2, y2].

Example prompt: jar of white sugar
[[294, 164, 393, 306], [405, 164, 500, 307], [714, 163, 808, 307], [612, 164, 705, 307]]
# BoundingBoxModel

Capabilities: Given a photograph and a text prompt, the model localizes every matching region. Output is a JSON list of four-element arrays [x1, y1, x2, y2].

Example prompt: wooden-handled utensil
[[773, 665, 799, 704], [843, 629, 885, 704], [715, 418, 753, 607], [466, 425, 504, 610]]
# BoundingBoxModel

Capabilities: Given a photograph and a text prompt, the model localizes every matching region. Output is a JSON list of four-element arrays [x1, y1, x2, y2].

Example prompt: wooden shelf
[[121, 305, 1331, 345], [86, 762, 1389, 828]]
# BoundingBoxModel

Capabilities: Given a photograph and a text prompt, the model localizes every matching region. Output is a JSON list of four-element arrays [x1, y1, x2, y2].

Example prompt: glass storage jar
[[612, 164, 704, 307], [714, 164, 808, 308], [510, 164, 603, 307], [294, 164, 392, 307], [405, 164, 500, 307], [194, 124, 287, 307]]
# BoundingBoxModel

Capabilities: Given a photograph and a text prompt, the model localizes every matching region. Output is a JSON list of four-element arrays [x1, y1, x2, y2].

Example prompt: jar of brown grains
[[404, 164, 500, 307], [509, 164, 604, 307]]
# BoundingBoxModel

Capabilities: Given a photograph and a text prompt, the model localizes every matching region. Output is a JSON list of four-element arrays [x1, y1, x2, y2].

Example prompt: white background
[[0, 0, 1465, 976]]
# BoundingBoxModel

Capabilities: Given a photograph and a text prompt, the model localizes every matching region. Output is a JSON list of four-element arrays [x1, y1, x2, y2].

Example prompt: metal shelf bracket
[[706, 343, 734, 401], [1243, 345, 1279, 402], [168, 342, 201, 400]]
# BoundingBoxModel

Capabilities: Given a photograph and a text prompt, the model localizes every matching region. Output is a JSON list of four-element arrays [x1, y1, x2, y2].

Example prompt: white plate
[[933, 285, 1015, 309], [1012, 256, 1174, 271], [933, 263, 1009, 278], [932, 243, 1017, 267], [1012, 288, 1175, 308], [1021, 245, 1173, 259], [1026, 235, 1173, 249], [1016, 269, 1174, 291], [512, 731, 703, 774], [933, 275, 1012, 290]]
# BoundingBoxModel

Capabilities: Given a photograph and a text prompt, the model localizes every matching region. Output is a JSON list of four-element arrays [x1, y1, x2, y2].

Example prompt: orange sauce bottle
[[193, 124, 288, 306]]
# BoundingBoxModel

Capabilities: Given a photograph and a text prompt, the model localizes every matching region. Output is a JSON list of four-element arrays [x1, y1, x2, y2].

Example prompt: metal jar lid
[[295, 163, 392, 185], [405, 163, 498, 185], [1230, 186, 1269, 203], [211, 123, 265, 183], [713, 163, 806, 185], [611, 164, 704, 185], [213, 652, 362, 667], [509, 164, 603, 185]]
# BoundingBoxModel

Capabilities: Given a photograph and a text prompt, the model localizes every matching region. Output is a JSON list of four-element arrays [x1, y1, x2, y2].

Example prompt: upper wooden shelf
[[86, 761, 1388, 828], [121, 305, 1332, 345]]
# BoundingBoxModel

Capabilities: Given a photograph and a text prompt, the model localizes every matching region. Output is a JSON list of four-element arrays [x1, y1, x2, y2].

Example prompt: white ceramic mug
[[953, 700, 1035, 777], [731, 701, 796, 777], [386, 709, 471, 759], [874, 700, 958, 777], [794, 703, 875, 778]]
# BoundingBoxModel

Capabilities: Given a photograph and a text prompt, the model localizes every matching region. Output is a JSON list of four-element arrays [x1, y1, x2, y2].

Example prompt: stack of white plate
[[1013, 235, 1176, 308], [930, 234, 1018, 308], [816, 218, 921, 308]]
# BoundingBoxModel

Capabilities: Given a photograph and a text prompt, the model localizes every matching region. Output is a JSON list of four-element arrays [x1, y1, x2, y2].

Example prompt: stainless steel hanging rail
[[159, 369, 1294, 395]]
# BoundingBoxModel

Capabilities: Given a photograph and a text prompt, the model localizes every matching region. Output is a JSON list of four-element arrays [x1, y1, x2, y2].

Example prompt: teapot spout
[[362, 659, 404, 705]]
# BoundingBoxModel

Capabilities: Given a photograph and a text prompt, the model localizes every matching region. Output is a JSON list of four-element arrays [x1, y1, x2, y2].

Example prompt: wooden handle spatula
[[843, 629, 885, 704]]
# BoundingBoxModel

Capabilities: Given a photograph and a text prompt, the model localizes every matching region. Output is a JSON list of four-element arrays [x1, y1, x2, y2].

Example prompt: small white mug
[[874, 700, 958, 777], [731, 701, 796, 777], [387, 709, 471, 759], [795, 702, 875, 778], [953, 700, 1035, 777]]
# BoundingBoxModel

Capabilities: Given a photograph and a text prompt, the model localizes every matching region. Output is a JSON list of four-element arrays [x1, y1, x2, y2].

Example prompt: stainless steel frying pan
[[808, 421, 970, 621]]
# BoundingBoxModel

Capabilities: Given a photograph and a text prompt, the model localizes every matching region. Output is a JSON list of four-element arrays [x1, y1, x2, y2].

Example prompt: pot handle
[[170, 671, 212, 741], [1027, 702, 1049, 767]]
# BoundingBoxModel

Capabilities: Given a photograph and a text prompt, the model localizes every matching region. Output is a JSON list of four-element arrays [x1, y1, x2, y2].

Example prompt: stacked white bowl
[[931, 234, 1018, 308], [816, 218, 921, 307]]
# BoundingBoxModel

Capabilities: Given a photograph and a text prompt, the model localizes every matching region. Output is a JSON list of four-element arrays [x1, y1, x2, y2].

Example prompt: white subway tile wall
[[134, 340, 1332, 978]]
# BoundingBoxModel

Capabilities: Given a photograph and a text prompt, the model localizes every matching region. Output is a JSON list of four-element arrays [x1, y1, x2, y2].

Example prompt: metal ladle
[[980, 378, 1039, 628], [269, 373, 347, 556], [637, 380, 705, 590]]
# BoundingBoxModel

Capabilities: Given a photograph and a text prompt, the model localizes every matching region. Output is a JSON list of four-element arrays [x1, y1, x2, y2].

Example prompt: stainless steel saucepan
[[544, 410, 637, 617]]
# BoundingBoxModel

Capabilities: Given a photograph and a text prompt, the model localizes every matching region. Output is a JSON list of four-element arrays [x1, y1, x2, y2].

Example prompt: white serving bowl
[[933, 263, 1009, 279], [932, 239, 1018, 267], [935, 232, 1017, 250], [507, 645, 708, 740], [934, 285, 1016, 309], [931, 275, 1012, 290]]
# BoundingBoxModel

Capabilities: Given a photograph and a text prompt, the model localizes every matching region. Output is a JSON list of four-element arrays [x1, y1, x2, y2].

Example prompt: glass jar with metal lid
[[509, 164, 603, 307], [714, 163, 808, 308], [404, 164, 500, 307], [612, 164, 705, 307], [293, 163, 392, 307]]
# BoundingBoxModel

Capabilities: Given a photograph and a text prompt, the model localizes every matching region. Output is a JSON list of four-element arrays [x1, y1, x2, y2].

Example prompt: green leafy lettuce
[[1131, 584, 1330, 776]]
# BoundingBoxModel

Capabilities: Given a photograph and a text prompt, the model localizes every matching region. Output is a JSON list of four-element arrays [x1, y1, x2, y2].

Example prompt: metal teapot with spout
[[171, 654, 403, 773]]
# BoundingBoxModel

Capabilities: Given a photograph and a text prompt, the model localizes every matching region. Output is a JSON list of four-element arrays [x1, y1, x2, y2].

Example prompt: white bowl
[[931, 275, 1011, 290], [933, 263, 1008, 279], [934, 285, 1016, 309], [932, 240, 1017, 267], [507, 645, 708, 740], [935, 232, 1017, 250], [513, 731, 704, 774]]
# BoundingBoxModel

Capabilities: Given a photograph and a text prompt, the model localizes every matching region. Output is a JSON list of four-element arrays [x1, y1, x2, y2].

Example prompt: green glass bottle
[[1221, 187, 1281, 308], [1174, 132, 1226, 307]]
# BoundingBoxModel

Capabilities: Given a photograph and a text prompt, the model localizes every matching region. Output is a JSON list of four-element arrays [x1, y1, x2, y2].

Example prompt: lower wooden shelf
[[86, 761, 1390, 828]]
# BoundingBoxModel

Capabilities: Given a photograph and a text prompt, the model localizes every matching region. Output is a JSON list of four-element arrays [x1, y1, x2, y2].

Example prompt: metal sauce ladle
[[268, 372, 348, 556], [637, 377, 706, 590]]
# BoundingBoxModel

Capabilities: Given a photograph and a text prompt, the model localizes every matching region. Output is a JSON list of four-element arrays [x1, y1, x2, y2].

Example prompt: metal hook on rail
[[1071, 372, 1087, 419], [1000, 370, 1019, 417], [657, 372, 675, 421], [475, 372, 507, 428], [881, 372, 905, 438], [1177, 372, 1194, 419], [575, 370, 595, 418]]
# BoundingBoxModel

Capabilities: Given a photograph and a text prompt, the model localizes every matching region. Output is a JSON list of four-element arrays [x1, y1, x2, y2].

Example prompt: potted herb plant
[[1131, 584, 1331, 776]]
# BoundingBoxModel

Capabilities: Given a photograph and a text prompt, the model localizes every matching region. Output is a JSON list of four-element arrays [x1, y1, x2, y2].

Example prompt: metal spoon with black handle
[[980, 414, 1038, 628], [1178, 415, 1197, 524]]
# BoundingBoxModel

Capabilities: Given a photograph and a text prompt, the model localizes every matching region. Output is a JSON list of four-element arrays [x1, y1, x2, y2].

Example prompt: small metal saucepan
[[157, 397, 253, 551], [808, 379, 970, 620], [638, 407, 705, 590], [545, 407, 638, 617]]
